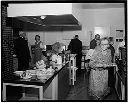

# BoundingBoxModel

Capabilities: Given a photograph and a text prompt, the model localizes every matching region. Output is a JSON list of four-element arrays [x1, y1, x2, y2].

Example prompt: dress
[[88, 47, 112, 100], [34, 41, 43, 64]]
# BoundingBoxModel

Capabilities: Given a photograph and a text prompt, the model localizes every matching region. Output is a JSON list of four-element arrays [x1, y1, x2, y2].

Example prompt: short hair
[[35, 35, 40, 40], [108, 37, 114, 42], [75, 35, 78, 38], [95, 34, 100, 37]]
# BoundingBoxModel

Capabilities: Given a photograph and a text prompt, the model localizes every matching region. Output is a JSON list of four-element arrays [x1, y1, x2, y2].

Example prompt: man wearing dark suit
[[14, 32, 31, 71], [108, 37, 115, 90], [108, 37, 115, 63], [90, 34, 100, 49], [68, 35, 82, 72]]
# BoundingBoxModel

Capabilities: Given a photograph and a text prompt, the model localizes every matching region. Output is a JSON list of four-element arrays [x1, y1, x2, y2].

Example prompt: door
[[94, 26, 110, 38]]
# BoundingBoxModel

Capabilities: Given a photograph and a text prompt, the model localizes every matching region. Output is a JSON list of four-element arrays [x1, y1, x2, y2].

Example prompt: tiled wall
[[2, 4, 14, 80]]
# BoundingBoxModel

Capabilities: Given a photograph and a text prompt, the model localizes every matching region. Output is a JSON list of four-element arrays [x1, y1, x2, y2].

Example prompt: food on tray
[[14, 71, 24, 76], [36, 60, 46, 69]]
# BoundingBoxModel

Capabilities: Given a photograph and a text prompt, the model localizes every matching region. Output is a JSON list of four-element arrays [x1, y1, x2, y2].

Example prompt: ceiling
[[5, 3, 124, 31], [73, 3, 124, 9], [16, 14, 79, 26], [7, 14, 82, 31]]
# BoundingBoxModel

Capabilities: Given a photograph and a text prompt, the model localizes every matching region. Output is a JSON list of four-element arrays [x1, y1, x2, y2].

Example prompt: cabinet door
[[58, 64, 70, 100], [115, 72, 122, 100]]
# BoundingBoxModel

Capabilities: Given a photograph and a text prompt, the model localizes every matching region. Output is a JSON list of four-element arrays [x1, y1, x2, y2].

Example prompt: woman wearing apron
[[34, 35, 45, 64]]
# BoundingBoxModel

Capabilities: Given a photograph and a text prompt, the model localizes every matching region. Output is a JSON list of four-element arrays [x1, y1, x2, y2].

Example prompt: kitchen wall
[[72, 7, 125, 48], [27, 6, 124, 50]]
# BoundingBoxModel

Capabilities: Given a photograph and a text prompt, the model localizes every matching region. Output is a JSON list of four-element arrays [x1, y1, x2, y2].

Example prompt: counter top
[[3, 62, 69, 86]]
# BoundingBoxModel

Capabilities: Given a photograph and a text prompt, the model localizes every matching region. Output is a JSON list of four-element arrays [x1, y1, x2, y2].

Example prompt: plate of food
[[14, 71, 24, 76]]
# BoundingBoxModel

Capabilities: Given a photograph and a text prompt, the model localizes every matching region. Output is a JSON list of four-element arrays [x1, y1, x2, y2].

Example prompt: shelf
[[19, 94, 52, 101]]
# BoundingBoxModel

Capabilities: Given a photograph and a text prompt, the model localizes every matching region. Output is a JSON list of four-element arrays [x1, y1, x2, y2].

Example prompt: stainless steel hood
[[7, 14, 82, 31]]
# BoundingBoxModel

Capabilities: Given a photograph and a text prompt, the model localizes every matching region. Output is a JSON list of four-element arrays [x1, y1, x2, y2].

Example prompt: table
[[3, 83, 44, 101], [2, 74, 58, 101], [2, 63, 69, 101]]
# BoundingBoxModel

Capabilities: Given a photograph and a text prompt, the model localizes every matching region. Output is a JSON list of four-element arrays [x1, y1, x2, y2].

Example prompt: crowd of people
[[14, 31, 125, 100]]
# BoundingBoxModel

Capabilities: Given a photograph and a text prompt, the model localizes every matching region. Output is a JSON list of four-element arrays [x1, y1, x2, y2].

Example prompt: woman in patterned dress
[[88, 37, 112, 100]]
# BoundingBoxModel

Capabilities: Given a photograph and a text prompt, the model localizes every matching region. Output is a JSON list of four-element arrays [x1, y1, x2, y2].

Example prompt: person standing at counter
[[51, 42, 63, 68], [34, 35, 46, 64], [107, 37, 116, 90], [68, 35, 82, 72], [108, 37, 115, 63], [90, 34, 100, 49], [116, 36, 125, 58], [14, 32, 31, 71]]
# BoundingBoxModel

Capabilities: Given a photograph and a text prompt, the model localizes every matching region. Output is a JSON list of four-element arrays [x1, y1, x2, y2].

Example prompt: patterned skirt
[[88, 69, 110, 100]]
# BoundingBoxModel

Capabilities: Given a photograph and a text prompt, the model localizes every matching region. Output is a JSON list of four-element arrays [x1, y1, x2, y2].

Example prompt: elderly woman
[[88, 37, 112, 100]]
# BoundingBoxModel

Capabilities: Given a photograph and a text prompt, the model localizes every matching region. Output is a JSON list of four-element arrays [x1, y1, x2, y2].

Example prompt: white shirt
[[116, 41, 125, 55], [52, 54, 62, 64], [37, 41, 46, 51]]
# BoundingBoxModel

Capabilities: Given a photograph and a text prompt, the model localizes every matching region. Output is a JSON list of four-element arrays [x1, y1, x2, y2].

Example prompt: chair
[[69, 54, 78, 85], [81, 46, 89, 69]]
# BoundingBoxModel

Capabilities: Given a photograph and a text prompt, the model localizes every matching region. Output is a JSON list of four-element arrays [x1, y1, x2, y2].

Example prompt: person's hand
[[13, 54, 17, 57], [98, 67, 103, 71], [115, 52, 119, 57]]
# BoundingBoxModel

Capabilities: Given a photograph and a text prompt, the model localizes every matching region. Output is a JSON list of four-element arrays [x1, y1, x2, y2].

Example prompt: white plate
[[14, 71, 24, 76]]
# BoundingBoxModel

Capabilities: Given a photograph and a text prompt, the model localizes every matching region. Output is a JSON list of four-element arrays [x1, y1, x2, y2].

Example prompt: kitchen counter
[[2, 62, 70, 101]]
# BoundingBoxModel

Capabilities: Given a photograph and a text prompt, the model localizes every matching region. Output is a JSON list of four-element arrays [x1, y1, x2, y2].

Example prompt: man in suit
[[108, 37, 115, 63], [108, 37, 115, 90], [90, 34, 100, 49], [68, 35, 82, 72], [14, 32, 31, 71]]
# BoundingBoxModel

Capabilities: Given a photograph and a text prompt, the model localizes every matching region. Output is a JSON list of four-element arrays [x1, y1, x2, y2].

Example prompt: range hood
[[7, 14, 82, 31], [7, 3, 81, 31]]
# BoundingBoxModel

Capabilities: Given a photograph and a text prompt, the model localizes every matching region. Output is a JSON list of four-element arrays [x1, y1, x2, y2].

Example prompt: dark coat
[[14, 37, 31, 60], [108, 44, 115, 62], [90, 39, 97, 49], [68, 38, 82, 54]]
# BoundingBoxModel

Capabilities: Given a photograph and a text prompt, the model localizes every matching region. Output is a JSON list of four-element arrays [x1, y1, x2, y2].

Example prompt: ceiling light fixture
[[40, 15, 46, 19]]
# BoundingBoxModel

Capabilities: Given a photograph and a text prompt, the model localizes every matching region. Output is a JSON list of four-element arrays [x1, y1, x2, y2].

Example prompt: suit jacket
[[108, 44, 115, 62], [90, 39, 97, 49], [14, 37, 31, 60], [68, 38, 82, 54]]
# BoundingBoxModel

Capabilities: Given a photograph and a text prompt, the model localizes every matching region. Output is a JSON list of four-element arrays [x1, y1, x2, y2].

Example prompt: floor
[[5, 69, 119, 101], [65, 69, 119, 101]]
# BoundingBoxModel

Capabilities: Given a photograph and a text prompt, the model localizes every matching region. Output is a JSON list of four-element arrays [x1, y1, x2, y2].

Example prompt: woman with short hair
[[88, 37, 112, 100], [34, 35, 45, 64]]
